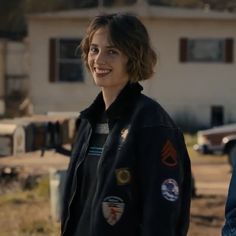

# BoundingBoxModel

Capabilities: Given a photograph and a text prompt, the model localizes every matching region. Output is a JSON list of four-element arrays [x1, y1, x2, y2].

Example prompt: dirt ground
[[188, 153, 231, 236], [0, 149, 232, 236]]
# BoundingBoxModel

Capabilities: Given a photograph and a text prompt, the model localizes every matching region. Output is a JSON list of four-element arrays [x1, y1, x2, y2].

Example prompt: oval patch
[[161, 178, 179, 202]]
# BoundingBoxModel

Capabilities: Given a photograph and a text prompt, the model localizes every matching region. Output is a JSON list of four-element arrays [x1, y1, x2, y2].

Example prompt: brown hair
[[80, 13, 157, 82]]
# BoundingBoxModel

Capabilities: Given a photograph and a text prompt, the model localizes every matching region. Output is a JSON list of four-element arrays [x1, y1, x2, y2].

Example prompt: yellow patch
[[115, 168, 131, 185]]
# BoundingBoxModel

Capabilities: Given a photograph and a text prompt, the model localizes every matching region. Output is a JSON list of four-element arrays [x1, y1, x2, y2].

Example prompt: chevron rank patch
[[161, 178, 179, 202], [102, 196, 125, 226], [161, 140, 178, 167]]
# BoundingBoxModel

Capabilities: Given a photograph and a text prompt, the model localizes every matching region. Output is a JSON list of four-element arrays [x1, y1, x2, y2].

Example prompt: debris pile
[[0, 165, 40, 194]]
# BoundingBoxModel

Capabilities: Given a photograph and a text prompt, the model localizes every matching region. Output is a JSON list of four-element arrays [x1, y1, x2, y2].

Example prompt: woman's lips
[[94, 67, 111, 77]]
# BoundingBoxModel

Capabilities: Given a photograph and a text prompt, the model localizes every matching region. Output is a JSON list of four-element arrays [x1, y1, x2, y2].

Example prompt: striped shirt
[[75, 112, 109, 235]]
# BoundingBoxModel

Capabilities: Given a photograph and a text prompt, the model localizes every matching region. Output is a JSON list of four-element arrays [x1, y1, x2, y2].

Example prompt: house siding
[[28, 11, 236, 129], [142, 19, 236, 128]]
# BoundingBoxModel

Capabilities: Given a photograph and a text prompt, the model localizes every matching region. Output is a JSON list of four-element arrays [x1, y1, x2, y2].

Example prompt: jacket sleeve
[[135, 126, 191, 236], [222, 164, 236, 236]]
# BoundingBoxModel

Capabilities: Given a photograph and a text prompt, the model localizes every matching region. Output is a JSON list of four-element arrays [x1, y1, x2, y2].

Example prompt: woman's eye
[[108, 49, 118, 55], [89, 47, 98, 53]]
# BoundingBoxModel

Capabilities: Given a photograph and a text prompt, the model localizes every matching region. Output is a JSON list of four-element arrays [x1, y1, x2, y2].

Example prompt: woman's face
[[87, 27, 129, 91]]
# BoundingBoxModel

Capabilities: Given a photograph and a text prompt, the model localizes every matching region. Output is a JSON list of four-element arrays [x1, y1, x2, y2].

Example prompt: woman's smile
[[94, 67, 112, 77]]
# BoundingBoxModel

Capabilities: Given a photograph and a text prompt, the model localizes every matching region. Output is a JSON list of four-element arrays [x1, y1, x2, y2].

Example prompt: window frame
[[49, 38, 83, 83], [179, 37, 234, 63]]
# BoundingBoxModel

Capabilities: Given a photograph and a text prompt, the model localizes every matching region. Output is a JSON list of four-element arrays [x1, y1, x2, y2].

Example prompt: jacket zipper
[[62, 127, 92, 236]]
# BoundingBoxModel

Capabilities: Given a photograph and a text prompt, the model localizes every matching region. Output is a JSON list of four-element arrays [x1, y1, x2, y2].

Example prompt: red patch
[[161, 140, 178, 167]]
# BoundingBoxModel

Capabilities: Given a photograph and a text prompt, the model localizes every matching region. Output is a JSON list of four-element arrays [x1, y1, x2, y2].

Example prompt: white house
[[27, 1, 236, 131]]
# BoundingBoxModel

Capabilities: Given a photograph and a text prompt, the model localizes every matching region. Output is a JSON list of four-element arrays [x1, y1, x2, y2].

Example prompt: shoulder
[[131, 94, 177, 129]]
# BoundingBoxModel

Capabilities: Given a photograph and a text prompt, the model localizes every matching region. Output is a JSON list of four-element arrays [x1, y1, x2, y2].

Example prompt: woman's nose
[[95, 51, 106, 65]]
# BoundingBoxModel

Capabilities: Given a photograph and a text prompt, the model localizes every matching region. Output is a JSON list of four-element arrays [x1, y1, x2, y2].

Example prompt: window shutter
[[49, 38, 56, 82], [225, 38, 234, 63], [179, 38, 188, 62]]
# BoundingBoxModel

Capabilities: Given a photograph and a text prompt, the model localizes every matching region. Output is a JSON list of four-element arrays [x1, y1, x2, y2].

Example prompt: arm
[[222, 164, 236, 236], [135, 126, 191, 236]]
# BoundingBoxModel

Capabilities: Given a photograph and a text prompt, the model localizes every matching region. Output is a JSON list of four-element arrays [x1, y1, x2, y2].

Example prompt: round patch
[[116, 169, 131, 185], [102, 196, 125, 226], [161, 178, 179, 202]]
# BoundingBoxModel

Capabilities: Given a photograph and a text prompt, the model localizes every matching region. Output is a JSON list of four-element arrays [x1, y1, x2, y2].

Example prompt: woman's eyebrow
[[106, 45, 117, 49], [90, 43, 117, 49], [90, 43, 97, 47]]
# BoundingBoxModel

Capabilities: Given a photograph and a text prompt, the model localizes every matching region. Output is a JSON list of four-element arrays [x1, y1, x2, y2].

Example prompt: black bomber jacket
[[61, 82, 191, 236]]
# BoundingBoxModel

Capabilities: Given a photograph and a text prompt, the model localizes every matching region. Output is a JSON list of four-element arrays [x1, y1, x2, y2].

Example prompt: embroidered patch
[[121, 128, 129, 141], [161, 140, 178, 167], [102, 196, 125, 226], [118, 127, 130, 151], [115, 168, 131, 185], [161, 178, 179, 202]]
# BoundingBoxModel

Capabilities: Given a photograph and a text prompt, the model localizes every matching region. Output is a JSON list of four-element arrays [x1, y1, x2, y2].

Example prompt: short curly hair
[[80, 13, 157, 83]]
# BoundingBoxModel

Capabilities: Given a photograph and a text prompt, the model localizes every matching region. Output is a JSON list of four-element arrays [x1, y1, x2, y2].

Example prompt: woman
[[61, 13, 191, 236]]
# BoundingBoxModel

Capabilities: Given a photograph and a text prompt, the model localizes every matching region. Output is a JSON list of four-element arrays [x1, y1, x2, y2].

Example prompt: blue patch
[[161, 178, 179, 202], [88, 146, 103, 156]]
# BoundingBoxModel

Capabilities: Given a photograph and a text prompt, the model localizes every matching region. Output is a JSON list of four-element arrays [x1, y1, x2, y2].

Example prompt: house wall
[[29, 18, 99, 114], [29, 16, 236, 129], [6, 41, 29, 97], [142, 18, 236, 128], [6, 42, 28, 75]]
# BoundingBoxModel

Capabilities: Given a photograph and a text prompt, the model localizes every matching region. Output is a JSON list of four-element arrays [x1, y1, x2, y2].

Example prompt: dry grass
[[0, 176, 60, 236]]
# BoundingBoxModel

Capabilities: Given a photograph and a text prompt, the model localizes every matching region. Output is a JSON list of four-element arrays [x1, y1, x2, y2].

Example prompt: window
[[49, 38, 83, 82], [179, 38, 234, 63]]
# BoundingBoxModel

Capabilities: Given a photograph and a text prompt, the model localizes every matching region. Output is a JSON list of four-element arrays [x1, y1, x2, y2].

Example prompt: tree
[[0, 0, 68, 38], [148, 0, 236, 10], [0, 0, 235, 40], [148, 0, 200, 7], [71, 0, 137, 8], [0, 0, 27, 39], [24, 0, 68, 13], [203, 0, 236, 11]]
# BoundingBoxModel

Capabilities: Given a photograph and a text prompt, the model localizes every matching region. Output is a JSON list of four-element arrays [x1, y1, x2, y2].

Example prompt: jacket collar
[[80, 82, 143, 124]]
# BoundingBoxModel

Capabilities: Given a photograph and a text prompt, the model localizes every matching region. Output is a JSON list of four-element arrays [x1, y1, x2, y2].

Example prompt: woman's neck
[[102, 84, 127, 110]]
